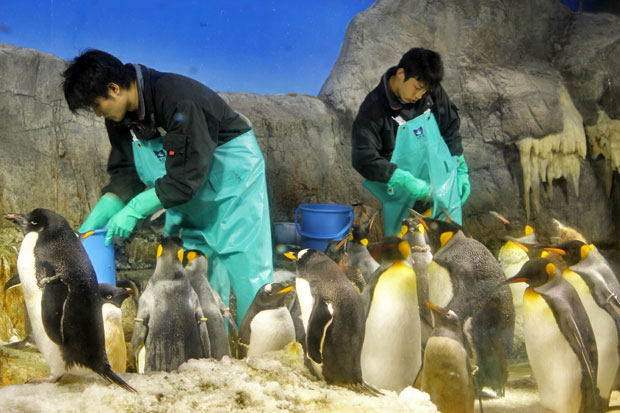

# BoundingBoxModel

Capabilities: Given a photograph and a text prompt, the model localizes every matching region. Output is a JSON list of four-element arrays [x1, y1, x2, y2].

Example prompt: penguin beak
[[275, 285, 294, 294], [501, 274, 528, 285], [409, 209, 430, 232], [4, 213, 27, 231], [489, 211, 511, 224], [284, 251, 297, 261], [121, 288, 135, 297], [336, 238, 347, 250], [425, 300, 445, 316], [543, 247, 566, 255]]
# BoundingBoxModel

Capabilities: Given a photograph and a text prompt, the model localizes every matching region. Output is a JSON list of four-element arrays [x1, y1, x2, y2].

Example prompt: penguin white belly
[[17, 233, 67, 378], [102, 303, 127, 373], [428, 261, 453, 308], [523, 290, 582, 413], [564, 270, 619, 400], [247, 307, 296, 357], [361, 262, 420, 392], [295, 277, 325, 378]]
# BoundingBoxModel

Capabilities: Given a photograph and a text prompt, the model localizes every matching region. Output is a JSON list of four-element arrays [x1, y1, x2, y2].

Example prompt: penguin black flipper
[[3, 274, 21, 291], [543, 286, 601, 413], [306, 296, 334, 365], [196, 311, 212, 359], [40, 280, 68, 345]]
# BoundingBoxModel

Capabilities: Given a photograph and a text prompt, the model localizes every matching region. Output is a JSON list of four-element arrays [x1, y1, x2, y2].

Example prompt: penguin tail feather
[[97, 365, 137, 393]]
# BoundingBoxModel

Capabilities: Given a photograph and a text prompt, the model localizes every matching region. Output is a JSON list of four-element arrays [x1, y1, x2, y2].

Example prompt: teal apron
[[363, 111, 462, 236], [132, 129, 273, 326]]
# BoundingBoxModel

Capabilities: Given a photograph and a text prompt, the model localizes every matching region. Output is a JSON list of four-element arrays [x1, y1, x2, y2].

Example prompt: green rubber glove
[[387, 168, 431, 200], [79, 193, 125, 233], [454, 154, 471, 205], [105, 188, 163, 246]]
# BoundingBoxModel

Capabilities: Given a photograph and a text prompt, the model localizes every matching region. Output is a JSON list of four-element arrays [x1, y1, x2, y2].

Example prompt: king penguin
[[490, 211, 537, 359], [184, 249, 236, 360], [99, 283, 134, 373], [287, 248, 377, 393], [418, 301, 475, 413], [237, 282, 296, 359], [504, 257, 603, 413], [413, 211, 515, 397], [361, 236, 421, 392], [4, 209, 134, 391], [544, 241, 620, 405], [131, 237, 210, 373]]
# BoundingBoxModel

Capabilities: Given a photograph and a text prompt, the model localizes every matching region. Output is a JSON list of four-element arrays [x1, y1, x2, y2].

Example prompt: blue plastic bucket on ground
[[294, 204, 354, 252], [80, 229, 116, 285]]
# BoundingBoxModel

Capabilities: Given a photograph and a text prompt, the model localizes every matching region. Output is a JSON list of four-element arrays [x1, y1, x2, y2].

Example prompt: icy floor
[[0, 343, 438, 413]]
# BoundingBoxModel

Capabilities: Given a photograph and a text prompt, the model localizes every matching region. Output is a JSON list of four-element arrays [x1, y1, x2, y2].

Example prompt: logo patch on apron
[[413, 127, 424, 136], [154, 149, 167, 162]]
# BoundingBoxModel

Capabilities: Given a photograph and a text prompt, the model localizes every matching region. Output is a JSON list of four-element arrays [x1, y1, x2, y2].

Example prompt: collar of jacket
[[112, 64, 160, 139]]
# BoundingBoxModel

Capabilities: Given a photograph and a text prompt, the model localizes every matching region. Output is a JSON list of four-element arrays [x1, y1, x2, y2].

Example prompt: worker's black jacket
[[102, 64, 251, 208], [351, 66, 462, 183]]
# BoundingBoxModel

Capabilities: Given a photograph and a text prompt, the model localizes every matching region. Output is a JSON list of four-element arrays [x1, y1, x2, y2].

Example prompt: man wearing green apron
[[352, 48, 471, 235], [62, 49, 273, 326]]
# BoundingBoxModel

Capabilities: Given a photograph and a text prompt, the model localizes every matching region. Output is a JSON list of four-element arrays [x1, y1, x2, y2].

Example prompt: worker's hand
[[454, 154, 471, 205], [387, 168, 431, 200], [78, 193, 125, 233], [105, 188, 163, 246]]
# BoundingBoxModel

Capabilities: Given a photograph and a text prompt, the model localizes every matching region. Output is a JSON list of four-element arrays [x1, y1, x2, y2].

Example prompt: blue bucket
[[295, 204, 354, 252], [80, 229, 116, 285]]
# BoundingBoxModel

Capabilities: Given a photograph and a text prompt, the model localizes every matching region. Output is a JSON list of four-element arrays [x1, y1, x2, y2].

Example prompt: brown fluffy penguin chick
[[419, 302, 474, 413]]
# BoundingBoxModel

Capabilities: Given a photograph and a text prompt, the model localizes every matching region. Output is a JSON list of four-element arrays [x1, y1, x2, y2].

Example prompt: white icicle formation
[[586, 110, 620, 196], [516, 87, 587, 219]]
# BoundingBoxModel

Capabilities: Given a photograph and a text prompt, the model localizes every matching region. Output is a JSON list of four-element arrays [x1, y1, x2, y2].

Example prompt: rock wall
[[0, 0, 619, 253]]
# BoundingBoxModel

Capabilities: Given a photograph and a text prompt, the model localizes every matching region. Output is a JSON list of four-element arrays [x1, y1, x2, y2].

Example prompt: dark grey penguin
[[400, 215, 434, 349], [237, 282, 296, 359], [414, 212, 515, 398], [99, 283, 134, 373], [419, 302, 475, 413], [345, 212, 380, 283], [131, 237, 210, 373], [289, 248, 378, 393], [504, 257, 603, 413], [4, 209, 134, 391], [184, 249, 236, 360]]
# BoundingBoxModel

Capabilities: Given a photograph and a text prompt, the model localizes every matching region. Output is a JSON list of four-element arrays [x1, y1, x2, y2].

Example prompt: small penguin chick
[[99, 283, 134, 373]]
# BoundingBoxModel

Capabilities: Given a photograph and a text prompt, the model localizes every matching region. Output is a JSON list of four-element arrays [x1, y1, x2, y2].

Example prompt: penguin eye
[[30, 220, 38, 226], [105, 294, 113, 300]]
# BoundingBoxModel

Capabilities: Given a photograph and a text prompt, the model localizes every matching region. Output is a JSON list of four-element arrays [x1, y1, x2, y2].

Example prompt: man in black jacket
[[62, 49, 273, 325], [351, 48, 470, 233]]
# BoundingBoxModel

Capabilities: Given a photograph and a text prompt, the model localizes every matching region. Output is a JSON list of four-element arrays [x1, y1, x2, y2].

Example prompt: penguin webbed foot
[[26, 375, 63, 384], [348, 381, 384, 397]]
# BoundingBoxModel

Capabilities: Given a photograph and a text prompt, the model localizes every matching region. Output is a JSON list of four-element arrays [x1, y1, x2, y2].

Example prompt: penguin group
[[6, 206, 620, 413], [490, 213, 620, 412]]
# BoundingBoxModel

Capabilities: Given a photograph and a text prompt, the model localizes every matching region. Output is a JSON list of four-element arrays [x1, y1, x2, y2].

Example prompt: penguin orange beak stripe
[[425, 301, 444, 316], [276, 285, 294, 294], [543, 247, 566, 255], [505, 277, 528, 284], [284, 251, 297, 260], [489, 211, 511, 224], [336, 238, 347, 249]]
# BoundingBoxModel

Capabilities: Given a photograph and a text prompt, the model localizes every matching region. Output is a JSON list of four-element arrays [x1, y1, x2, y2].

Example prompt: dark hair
[[397, 48, 444, 90], [62, 49, 135, 113]]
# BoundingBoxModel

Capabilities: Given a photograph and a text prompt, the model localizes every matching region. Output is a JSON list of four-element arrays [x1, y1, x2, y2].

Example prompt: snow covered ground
[[0, 343, 438, 413]]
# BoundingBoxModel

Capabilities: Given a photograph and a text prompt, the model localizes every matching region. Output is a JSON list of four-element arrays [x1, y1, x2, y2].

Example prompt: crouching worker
[[62, 49, 273, 325]]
